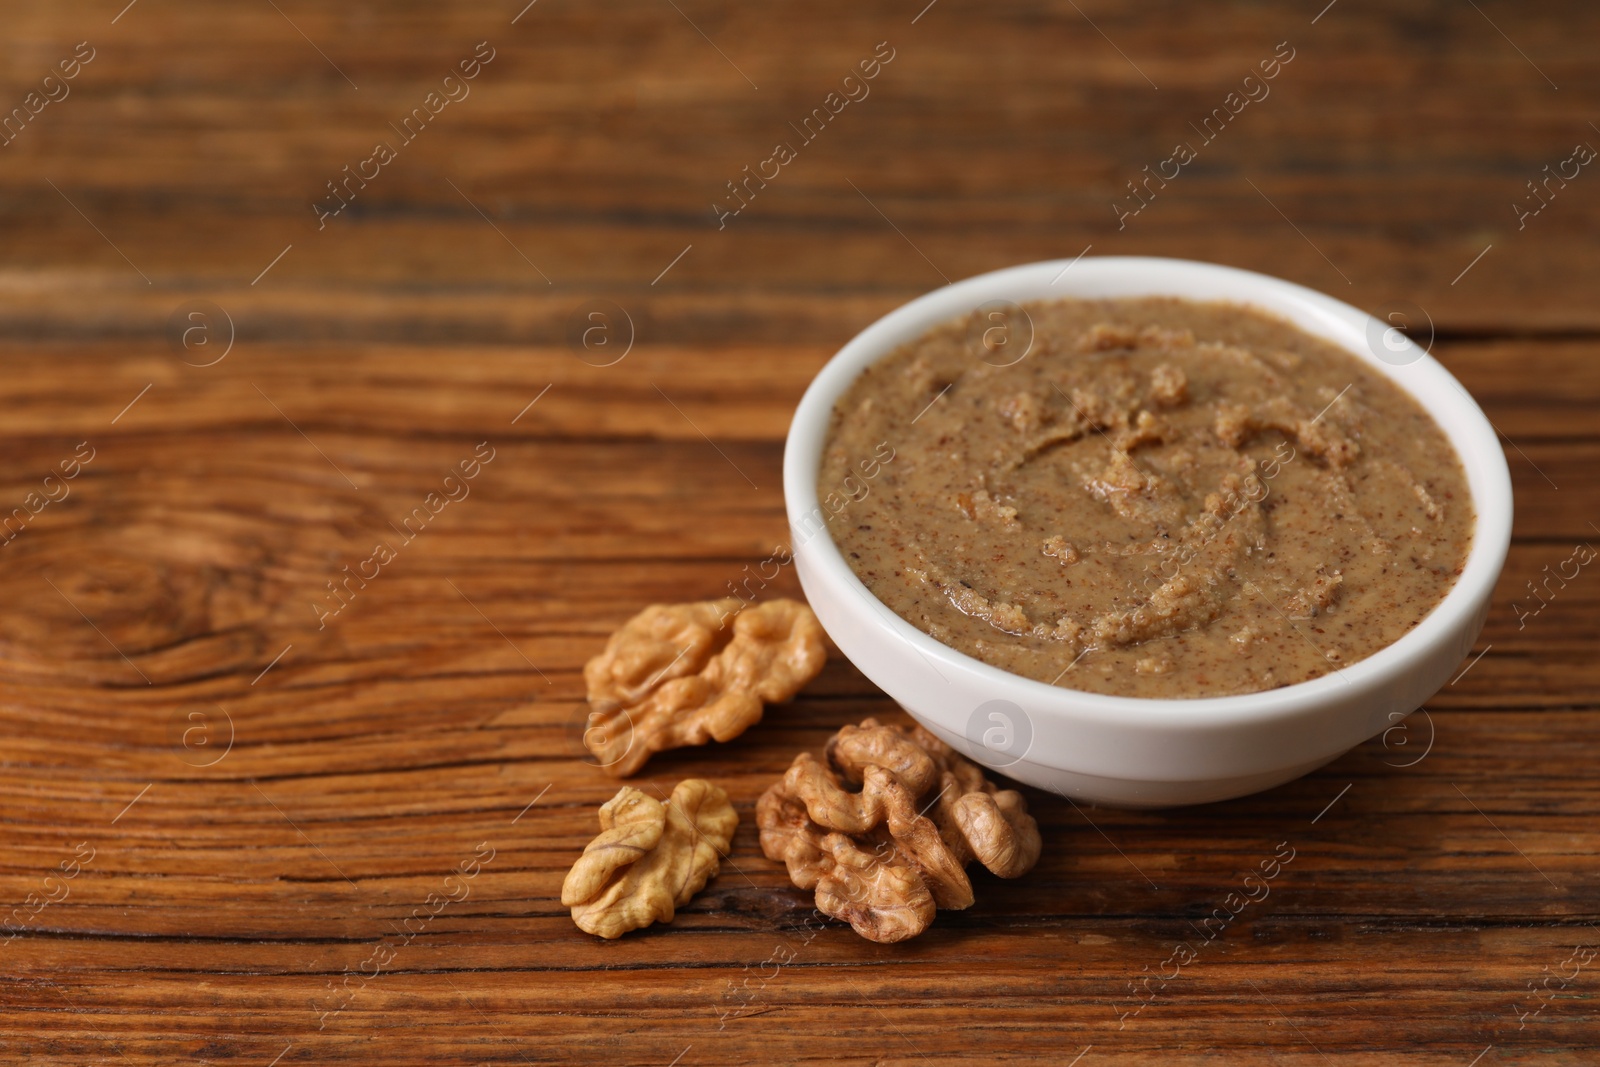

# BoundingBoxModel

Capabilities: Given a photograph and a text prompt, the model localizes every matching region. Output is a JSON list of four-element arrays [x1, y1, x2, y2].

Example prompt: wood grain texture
[[1, 1, 1596, 1063]]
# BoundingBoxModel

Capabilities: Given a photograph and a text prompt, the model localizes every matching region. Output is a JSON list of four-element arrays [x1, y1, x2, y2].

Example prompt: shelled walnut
[[561, 778, 739, 939], [582, 597, 826, 777], [756, 718, 1042, 943]]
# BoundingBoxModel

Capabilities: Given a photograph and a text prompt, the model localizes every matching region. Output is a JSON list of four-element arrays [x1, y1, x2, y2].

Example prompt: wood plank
[[2, 1, 1598, 1063]]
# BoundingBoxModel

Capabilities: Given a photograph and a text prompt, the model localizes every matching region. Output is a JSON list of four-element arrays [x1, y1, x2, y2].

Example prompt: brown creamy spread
[[819, 297, 1473, 698]]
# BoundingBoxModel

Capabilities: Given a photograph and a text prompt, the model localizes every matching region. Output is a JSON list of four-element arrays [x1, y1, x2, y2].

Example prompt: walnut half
[[582, 598, 826, 777], [756, 718, 1042, 943], [561, 778, 739, 939]]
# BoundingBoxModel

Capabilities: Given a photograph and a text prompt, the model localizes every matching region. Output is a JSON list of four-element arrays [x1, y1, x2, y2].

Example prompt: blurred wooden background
[[0, 1, 1595, 1063]]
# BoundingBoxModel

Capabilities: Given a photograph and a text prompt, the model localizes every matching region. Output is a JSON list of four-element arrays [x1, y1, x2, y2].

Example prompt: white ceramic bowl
[[784, 256, 1512, 808]]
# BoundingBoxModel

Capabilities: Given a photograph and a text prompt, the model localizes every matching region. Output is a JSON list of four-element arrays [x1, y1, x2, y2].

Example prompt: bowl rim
[[782, 255, 1514, 730]]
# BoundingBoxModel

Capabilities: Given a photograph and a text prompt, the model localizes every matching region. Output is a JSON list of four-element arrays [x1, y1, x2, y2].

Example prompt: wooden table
[[1, 2, 1595, 1063]]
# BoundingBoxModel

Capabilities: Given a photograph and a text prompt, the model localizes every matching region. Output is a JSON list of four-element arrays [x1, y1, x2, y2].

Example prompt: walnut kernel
[[583, 598, 826, 777], [757, 718, 1041, 943], [562, 778, 738, 939]]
